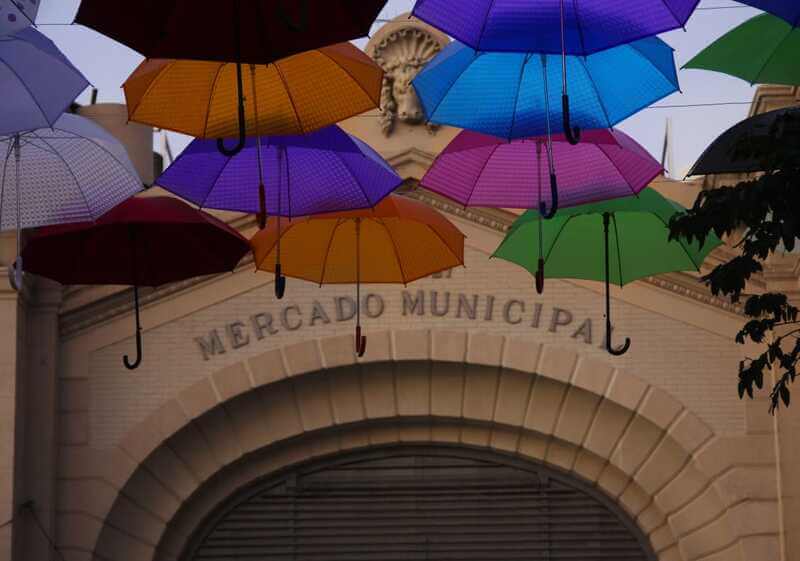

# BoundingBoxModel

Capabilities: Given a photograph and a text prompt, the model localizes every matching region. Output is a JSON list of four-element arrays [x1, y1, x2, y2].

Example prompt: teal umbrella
[[493, 188, 722, 355]]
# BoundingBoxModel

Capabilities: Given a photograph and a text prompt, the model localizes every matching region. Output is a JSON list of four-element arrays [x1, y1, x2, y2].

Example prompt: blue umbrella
[[737, 1, 799, 26], [0, 28, 89, 135], [413, 38, 679, 216], [0, 0, 39, 36]]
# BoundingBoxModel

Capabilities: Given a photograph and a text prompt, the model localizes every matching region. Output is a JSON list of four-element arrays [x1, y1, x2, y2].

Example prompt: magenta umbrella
[[421, 128, 663, 293]]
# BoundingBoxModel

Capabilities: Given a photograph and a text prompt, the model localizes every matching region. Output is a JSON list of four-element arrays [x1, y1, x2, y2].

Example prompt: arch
[[63, 330, 760, 561]]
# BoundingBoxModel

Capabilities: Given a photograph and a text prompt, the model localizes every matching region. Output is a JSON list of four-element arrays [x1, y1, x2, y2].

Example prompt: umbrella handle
[[10, 256, 22, 293], [606, 328, 631, 356], [276, 0, 308, 32], [275, 264, 286, 299], [123, 286, 143, 370], [562, 94, 581, 146], [257, 182, 267, 230], [539, 173, 559, 219], [535, 257, 545, 295], [603, 213, 630, 357], [216, 62, 246, 157], [355, 325, 367, 357]]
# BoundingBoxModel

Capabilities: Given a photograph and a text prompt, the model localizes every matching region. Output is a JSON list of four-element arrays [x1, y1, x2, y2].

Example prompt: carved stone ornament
[[371, 26, 444, 136]]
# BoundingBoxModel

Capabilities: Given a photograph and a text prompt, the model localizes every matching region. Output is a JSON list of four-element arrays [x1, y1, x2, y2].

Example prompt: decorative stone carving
[[372, 27, 444, 136]]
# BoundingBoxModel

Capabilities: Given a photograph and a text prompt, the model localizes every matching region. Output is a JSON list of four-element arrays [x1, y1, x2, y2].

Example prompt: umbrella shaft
[[560, 0, 567, 93], [603, 212, 611, 328]]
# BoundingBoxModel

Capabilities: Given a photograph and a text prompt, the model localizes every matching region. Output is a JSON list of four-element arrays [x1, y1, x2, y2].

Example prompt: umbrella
[[0, 28, 89, 135], [736, 1, 799, 26], [0, 0, 39, 36], [78, 0, 387, 155], [688, 107, 800, 176], [493, 188, 722, 355], [157, 126, 402, 298], [683, 14, 800, 86], [413, 38, 678, 215], [412, 0, 697, 144], [1, 113, 143, 289], [22, 196, 250, 370], [251, 195, 465, 356], [123, 43, 383, 155]]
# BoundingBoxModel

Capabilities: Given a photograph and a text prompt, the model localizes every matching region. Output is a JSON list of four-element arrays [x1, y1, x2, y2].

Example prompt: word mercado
[[194, 290, 611, 360]]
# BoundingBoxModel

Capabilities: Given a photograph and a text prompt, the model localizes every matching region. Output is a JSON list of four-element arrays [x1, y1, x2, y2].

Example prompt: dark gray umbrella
[[688, 107, 800, 177]]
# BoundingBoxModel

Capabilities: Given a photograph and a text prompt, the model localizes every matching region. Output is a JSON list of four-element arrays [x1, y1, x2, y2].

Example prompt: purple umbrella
[[157, 125, 402, 298], [0, 0, 40, 37], [1, 28, 89, 135], [421, 129, 663, 293]]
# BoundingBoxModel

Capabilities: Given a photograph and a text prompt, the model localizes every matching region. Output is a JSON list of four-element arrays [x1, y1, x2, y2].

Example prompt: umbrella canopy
[[683, 14, 800, 86], [0, 0, 40, 36], [493, 188, 722, 355], [421, 129, 663, 210], [251, 195, 465, 355], [688, 107, 800, 176], [0, 28, 89, 135], [736, 1, 799, 27], [413, 38, 679, 141], [411, 0, 699, 55], [75, 0, 388, 64], [22, 196, 250, 369], [157, 126, 401, 217], [124, 43, 383, 140]]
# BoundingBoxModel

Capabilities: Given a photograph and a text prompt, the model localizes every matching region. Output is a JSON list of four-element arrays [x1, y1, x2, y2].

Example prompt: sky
[[37, 0, 762, 178]]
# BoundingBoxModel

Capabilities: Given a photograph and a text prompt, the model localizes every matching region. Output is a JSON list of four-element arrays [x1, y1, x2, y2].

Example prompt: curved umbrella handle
[[355, 325, 367, 358], [539, 172, 559, 219], [276, 0, 309, 32], [123, 286, 143, 370], [257, 182, 267, 230], [535, 257, 545, 295], [562, 94, 581, 146], [607, 329, 631, 356], [275, 264, 286, 299], [216, 62, 246, 157], [602, 212, 630, 357]]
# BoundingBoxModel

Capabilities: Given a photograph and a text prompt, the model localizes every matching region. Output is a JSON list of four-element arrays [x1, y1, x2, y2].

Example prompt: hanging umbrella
[[156, 125, 402, 298], [493, 188, 722, 356], [251, 195, 465, 356], [0, 27, 89, 135], [123, 43, 383, 155], [79, 0, 387, 155], [412, 0, 697, 144], [413, 38, 678, 216], [683, 14, 800, 86], [0, 0, 40, 36], [736, 1, 799, 26], [21, 196, 250, 370], [688, 107, 800, 176], [1, 113, 143, 289]]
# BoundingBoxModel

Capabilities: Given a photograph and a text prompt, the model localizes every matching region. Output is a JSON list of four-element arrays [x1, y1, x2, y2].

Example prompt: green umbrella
[[493, 188, 722, 356], [683, 13, 800, 86]]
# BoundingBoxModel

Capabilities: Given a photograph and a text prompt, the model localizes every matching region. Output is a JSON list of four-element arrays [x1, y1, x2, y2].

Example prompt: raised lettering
[[484, 295, 495, 321], [364, 294, 385, 318], [310, 301, 331, 326], [431, 291, 450, 317], [531, 302, 543, 328], [457, 294, 478, 320], [251, 313, 278, 339], [335, 296, 356, 322], [227, 321, 250, 349], [572, 318, 593, 345], [503, 300, 525, 325], [195, 330, 226, 361], [402, 290, 425, 316], [549, 307, 573, 333], [281, 305, 303, 331]]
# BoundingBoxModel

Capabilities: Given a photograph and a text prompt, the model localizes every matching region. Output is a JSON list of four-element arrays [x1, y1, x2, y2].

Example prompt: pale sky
[[37, 0, 761, 178]]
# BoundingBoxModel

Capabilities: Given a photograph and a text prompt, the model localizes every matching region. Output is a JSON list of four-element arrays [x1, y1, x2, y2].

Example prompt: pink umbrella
[[421, 129, 663, 212]]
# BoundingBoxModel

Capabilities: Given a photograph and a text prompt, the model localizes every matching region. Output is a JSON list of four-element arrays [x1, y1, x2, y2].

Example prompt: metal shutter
[[185, 445, 655, 561]]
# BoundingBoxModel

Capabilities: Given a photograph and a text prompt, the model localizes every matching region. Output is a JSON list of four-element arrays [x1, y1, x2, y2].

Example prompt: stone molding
[[51, 331, 780, 561]]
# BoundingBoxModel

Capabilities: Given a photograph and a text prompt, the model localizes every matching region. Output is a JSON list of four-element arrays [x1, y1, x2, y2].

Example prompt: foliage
[[669, 113, 800, 412]]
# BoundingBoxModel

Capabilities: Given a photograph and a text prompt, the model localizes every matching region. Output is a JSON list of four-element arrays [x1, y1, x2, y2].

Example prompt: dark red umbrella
[[22, 196, 250, 370]]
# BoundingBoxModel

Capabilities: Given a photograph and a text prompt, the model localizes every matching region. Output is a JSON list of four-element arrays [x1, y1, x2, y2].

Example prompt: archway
[[181, 444, 658, 561]]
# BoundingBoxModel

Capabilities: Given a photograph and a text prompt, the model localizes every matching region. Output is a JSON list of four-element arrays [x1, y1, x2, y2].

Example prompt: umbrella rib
[[465, 142, 503, 208], [426, 50, 479, 122], [543, 215, 575, 264], [126, 61, 176, 121], [652, 212, 702, 271], [423, 222, 466, 270], [475, 0, 499, 50], [658, 0, 683, 27], [272, 62, 306, 135], [571, 0, 589, 55], [201, 63, 228, 139], [200, 152, 239, 210], [507, 54, 529, 140], [597, 143, 643, 195], [34, 132, 95, 221], [316, 48, 380, 108], [318, 218, 344, 286], [580, 59, 614, 128], [332, 147, 376, 209], [375, 216, 409, 285], [752, 26, 794, 85], [2, 59, 52, 129]]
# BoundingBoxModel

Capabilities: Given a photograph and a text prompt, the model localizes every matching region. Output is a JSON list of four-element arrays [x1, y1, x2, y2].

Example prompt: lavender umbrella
[[0, 0, 39, 36], [421, 128, 663, 294], [421, 129, 663, 210], [1, 28, 89, 135], [1, 113, 143, 289], [157, 125, 402, 298]]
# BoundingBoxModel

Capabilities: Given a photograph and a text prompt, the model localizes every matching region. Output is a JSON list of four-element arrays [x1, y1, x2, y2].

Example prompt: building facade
[[1, 16, 799, 561]]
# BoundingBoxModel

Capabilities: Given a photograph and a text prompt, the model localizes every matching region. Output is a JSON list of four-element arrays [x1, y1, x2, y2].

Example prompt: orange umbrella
[[251, 196, 465, 356], [124, 43, 383, 155]]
